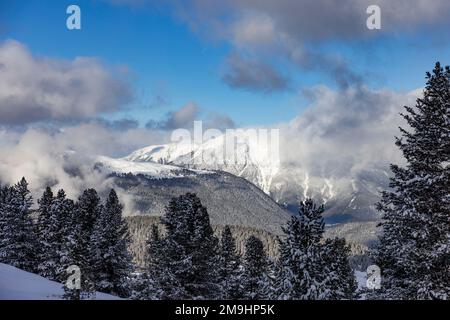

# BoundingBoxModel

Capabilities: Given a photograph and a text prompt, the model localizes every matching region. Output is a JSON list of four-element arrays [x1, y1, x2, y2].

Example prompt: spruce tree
[[62, 201, 84, 300], [322, 238, 358, 300], [242, 235, 270, 300], [276, 199, 327, 299], [375, 62, 450, 300], [218, 226, 242, 299], [136, 224, 165, 300], [0, 178, 38, 272], [130, 271, 156, 300], [52, 190, 76, 283], [70, 188, 103, 296], [36, 187, 57, 279], [153, 193, 220, 299], [89, 189, 133, 298]]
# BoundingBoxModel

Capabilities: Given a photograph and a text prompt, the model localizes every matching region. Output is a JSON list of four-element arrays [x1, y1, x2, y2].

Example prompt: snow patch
[[96, 156, 210, 179], [0, 263, 120, 300]]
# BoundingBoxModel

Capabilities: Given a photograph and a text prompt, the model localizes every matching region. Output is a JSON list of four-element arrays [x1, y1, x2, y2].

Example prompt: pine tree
[[130, 271, 156, 300], [0, 178, 38, 272], [375, 62, 450, 300], [52, 190, 76, 283], [36, 187, 57, 279], [62, 201, 83, 301], [218, 226, 242, 299], [242, 235, 270, 300], [89, 189, 133, 298], [69, 188, 103, 296], [132, 224, 165, 300], [276, 199, 326, 299], [321, 238, 358, 300], [152, 193, 221, 299], [145, 224, 167, 299]]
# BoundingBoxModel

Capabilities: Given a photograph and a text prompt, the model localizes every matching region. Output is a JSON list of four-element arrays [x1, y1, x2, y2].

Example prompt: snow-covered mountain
[[121, 135, 389, 223], [95, 157, 291, 236], [95, 147, 380, 245], [97, 155, 211, 179], [124, 133, 280, 194]]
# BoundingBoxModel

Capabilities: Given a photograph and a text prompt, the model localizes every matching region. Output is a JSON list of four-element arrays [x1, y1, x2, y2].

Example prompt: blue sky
[[2, 0, 450, 127]]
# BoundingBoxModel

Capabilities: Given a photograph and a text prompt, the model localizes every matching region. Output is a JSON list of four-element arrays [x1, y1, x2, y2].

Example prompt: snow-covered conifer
[[89, 189, 133, 298], [375, 62, 450, 299], [0, 178, 38, 272], [242, 235, 270, 300]]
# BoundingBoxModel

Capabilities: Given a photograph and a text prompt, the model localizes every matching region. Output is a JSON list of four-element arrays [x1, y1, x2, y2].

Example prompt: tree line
[[0, 183, 132, 299], [132, 193, 357, 300]]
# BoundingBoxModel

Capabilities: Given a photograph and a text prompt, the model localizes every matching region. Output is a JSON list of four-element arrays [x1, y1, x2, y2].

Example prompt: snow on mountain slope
[[124, 142, 195, 164], [96, 155, 210, 179], [95, 150, 291, 235], [110, 172, 291, 236], [0, 263, 119, 300], [124, 134, 280, 194], [122, 135, 389, 222]]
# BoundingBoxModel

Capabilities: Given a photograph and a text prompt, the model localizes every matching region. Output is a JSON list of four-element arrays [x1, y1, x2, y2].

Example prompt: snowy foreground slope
[[0, 263, 119, 300]]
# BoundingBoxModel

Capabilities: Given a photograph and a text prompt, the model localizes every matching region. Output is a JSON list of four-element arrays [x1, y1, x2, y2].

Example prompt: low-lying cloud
[[281, 85, 420, 178], [0, 122, 169, 213], [0, 84, 419, 213]]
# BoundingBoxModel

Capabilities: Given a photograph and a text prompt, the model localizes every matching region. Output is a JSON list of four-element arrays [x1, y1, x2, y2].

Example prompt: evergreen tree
[[52, 190, 76, 283], [89, 189, 133, 298], [132, 224, 165, 300], [275, 199, 327, 300], [36, 187, 57, 279], [322, 238, 358, 300], [218, 226, 242, 299], [62, 201, 84, 301], [242, 235, 270, 300], [375, 62, 450, 300], [69, 188, 103, 296], [152, 193, 221, 299], [144, 224, 167, 299], [0, 178, 38, 272], [130, 271, 156, 300]]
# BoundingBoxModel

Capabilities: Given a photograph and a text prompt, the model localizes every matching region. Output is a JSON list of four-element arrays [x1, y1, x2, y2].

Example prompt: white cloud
[[280, 85, 421, 177], [0, 40, 131, 125], [105, 0, 450, 91], [0, 123, 168, 202]]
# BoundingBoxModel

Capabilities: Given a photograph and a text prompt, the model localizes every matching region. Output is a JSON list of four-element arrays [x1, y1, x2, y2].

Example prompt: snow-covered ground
[[0, 263, 120, 300], [355, 270, 367, 291]]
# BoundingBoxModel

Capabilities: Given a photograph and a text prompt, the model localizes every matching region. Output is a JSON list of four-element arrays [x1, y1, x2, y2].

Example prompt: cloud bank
[[0, 40, 131, 125], [281, 85, 420, 178]]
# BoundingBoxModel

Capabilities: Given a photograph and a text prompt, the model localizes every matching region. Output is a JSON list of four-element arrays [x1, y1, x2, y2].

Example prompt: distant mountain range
[[120, 134, 390, 223], [96, 156, 291, 236], [94, 134, 387, 248]]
